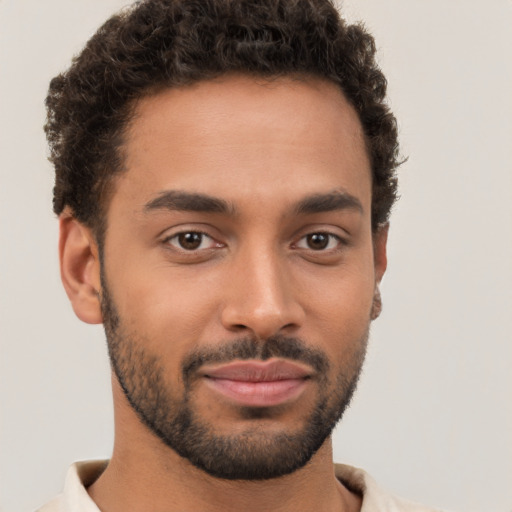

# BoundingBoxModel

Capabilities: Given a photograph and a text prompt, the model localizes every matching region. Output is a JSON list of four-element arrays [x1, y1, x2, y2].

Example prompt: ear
[[59, 211, 103, 324], [373, 223, 389, 284], [371, 223, 389, 320]]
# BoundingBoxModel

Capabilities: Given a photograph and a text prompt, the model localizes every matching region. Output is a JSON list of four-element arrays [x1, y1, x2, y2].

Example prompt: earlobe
[[370, 286, 382, 320], [59, 211, 103, 324]]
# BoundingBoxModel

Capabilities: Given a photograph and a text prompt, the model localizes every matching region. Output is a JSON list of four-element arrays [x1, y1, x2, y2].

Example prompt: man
[[39, 0, 441, 510]]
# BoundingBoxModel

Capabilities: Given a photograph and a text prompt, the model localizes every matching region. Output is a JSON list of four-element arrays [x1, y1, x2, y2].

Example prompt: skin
[[59, 75, 388, 512]]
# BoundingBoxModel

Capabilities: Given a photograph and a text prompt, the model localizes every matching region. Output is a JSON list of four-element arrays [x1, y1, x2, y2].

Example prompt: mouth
[[199, 359, 313, 407]]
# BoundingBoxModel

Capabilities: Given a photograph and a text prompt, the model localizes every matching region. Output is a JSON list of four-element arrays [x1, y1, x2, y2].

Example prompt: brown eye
[[306, 233, 329, 250], [165, 231, 217, 251], [178, 232, 203, 250], [295, 232, 341, 251]]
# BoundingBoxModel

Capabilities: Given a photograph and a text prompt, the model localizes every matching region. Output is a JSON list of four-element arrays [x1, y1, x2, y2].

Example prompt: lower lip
[[204, 377, 308, 407]]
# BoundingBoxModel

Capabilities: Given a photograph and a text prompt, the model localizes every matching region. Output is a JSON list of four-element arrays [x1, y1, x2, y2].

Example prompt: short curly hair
[[45, 0, 400, 238]]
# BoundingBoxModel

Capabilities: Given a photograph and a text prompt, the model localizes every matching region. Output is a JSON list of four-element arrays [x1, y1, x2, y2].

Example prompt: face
[[99, 75, 385, 480]]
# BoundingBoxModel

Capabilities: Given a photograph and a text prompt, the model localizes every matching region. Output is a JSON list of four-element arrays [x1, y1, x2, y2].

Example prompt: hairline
[[89, 71, 378, 250]]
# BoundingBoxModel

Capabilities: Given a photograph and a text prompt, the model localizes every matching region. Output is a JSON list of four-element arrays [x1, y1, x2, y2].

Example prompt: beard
[[100, 277, 369, 481]]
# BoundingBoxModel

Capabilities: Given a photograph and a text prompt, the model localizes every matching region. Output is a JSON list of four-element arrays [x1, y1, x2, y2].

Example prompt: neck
[[87, 376, 361, 512]]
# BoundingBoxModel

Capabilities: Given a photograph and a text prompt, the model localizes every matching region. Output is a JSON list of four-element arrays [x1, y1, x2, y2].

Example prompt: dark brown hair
[[45, 0, 400, 238]]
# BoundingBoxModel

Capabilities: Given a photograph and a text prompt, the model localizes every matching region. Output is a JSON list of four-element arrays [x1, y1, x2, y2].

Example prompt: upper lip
[[200, 359, 313, 382]]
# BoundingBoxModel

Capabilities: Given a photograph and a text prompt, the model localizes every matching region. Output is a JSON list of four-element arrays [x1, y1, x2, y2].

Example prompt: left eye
[[296, 233, 341, 251], [165, 232, 218, 251]]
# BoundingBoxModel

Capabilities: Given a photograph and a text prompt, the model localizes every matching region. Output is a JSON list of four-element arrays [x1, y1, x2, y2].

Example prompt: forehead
[[114, 75, 371, 214]]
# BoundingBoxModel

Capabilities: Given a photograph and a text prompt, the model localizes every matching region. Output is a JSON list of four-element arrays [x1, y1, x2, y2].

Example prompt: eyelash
[[162, 230, 345, 253], [162, 231, 221, 252], [294, 232, 344, 252]]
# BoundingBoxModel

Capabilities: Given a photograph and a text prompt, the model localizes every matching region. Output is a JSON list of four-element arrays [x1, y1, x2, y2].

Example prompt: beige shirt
[[37, 460, 443, 512]]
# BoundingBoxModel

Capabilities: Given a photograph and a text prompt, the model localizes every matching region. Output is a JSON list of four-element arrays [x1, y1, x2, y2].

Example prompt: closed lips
[[200, 359, 313, 382]]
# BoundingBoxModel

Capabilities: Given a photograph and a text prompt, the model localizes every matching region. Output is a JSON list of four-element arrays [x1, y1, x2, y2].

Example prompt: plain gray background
[[1, 1, 511, 511]]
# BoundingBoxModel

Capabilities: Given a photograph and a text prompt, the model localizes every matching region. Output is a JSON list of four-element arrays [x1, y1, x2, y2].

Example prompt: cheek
[[300, 260, 375, 321], [311, 287, 372, 355], [107, 261, 222, 357], [297, 261, 375, 361]]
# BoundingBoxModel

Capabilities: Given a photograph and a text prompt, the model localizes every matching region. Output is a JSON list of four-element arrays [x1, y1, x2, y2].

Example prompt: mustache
[[182, 335, 329, 382]]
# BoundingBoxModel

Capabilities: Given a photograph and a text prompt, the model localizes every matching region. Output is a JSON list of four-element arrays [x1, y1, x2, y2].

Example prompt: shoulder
[[335, 463, 447, 512], [35, 460, 107, 512], [35, 495, 64, 512]]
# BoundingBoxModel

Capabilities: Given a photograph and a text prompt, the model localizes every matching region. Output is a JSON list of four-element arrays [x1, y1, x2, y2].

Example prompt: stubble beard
[[100, 277, 369, 481]]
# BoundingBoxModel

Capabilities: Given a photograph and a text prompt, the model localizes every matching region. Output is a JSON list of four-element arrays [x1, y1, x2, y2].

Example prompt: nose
[[220, 246, 305, 339]]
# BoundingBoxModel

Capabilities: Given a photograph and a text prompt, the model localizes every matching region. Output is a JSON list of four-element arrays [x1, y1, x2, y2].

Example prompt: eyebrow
[[294, 191, 363, 215], [144, 191, 234, 214], [143, 189, 363, 216]]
